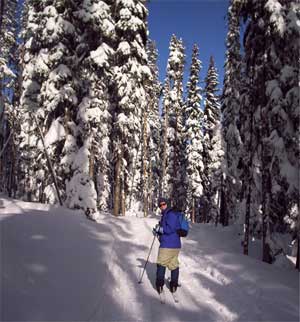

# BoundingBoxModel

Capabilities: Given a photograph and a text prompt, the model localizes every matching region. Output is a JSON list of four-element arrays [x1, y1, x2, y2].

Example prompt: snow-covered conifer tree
[[221, 0, 243, 226], [238, 1, 264, 255], [262, 0, 299, 263], [160, 77, 170, 199], [0, 0, 19, 194], [184, 44, 204, 223], [73, 0, 115, 215], [0, 0, 18, 81], [19, 1, 82, 207], [160, 34, 185, 210], [145, 40, 161, 213], [282, 0, 300, 270], [239, 0, 299, 264], [202, 56, 223, 223], [17, 0, 44, 201], [112, 0, 151, 215]]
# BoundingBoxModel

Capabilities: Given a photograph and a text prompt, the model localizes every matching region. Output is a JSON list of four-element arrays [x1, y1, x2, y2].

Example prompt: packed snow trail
[[1, 196, 299, 321]]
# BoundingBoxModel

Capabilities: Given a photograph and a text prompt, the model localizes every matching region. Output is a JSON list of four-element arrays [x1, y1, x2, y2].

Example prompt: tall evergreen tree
[[112, 0, 151, 215], [140, 39, 160, 217], [145, 39, 161, 213], [221, 0, 243, 226], [17, 0, 43, 201], [17, 0, 120, 215], [184, 44, 204, 223], [262, 0, 299, 263], [0, 0, 19, 194], [160, 77, 170, 199], [19, 1, 81, 206], [160, 34, 185, 210], [238, 0, 266, 256], [238, 0, 299, 264], [202, 56, 223, 223], [74, 0, 115, 215], [283, 0, 300, 271]]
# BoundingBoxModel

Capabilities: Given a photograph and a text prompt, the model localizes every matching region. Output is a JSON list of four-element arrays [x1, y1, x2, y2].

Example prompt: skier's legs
[[156, 264, 166, 285], [156, 248, 180, 293], [156, 264, 166, 293], [170, 267, 179, 292]]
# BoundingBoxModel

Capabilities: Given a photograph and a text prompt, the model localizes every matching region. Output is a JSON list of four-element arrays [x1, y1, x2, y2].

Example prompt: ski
[[159, 290, 166, 304], [171, 291, 179, 303]]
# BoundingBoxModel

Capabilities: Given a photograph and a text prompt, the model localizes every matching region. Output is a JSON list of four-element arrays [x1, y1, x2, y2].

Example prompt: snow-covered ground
[[1, 196, 299, 322]]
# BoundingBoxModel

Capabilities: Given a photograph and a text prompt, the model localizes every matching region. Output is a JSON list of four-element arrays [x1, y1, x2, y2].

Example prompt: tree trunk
[[261, 130, 272, 263], [113, 151, 122, 216], [148, 157, 153, 212], [220, 178, 228, 226], [0, 76, 4, 191], [128, 135, 142, 210], [0, 130, 12, 158], [191, 197, 195, 223], [0, 0, 5, 34], [201, 198, 208, 223], [89, 141, 94, 179], [121, 173, 126, 216], [215, 187, 221, 227], [243, 186, 251, 255], [11, 136, 17, 198], [296, 235, 299, 271], [219, 174, 228, 226], [7, 135, 15, 197], [243, 64, 256, 256], [142, 105, 149, 217], [32, 113, 63, 206], [260, 48, 273, 264], [243, 109, 254, 256]]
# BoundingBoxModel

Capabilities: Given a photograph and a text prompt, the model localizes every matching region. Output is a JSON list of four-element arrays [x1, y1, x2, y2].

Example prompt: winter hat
[[158, 197, 168, 207]]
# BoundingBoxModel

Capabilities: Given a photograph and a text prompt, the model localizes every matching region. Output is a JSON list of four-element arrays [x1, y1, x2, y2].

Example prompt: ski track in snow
[[1, 196, 299, 322]]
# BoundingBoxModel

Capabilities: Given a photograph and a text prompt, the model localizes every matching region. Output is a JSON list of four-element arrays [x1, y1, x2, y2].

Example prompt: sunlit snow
[[1, 196, 298, 322]]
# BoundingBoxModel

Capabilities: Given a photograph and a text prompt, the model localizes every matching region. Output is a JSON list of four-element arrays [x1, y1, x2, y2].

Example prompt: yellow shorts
[[157, 248, 180, 271]]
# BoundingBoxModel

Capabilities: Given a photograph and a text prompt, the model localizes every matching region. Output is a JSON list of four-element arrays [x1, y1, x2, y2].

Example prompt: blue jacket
[[159, 208, 181, 249]]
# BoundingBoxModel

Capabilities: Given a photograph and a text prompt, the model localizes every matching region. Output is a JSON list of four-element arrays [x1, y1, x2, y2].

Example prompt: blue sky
[[147, 0, 229, 93]]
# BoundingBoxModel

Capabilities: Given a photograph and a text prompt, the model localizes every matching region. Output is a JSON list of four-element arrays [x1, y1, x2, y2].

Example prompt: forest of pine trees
[[0, 0, 298, 268]]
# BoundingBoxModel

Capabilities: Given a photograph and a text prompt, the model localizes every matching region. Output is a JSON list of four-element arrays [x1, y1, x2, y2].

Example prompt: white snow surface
[[1, 195, 299, 322]]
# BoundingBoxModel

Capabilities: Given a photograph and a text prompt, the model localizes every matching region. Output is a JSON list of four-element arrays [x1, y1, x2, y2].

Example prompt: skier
[[153, 197, 181, 294]]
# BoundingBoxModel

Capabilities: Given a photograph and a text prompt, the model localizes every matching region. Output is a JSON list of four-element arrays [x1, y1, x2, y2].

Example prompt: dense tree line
[[0, 0, 20, 197], [222, 0, 299, 267]]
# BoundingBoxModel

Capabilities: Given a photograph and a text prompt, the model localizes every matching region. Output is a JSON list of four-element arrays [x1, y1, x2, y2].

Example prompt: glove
[[152, 223, 163, 236]]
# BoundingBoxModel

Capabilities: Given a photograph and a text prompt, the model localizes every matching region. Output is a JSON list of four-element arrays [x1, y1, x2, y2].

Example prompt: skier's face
[[159, 202, 167, 212]]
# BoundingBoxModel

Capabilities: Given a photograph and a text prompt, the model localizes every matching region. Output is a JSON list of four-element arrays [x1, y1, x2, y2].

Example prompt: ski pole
[[138, 234, 157, 284]]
